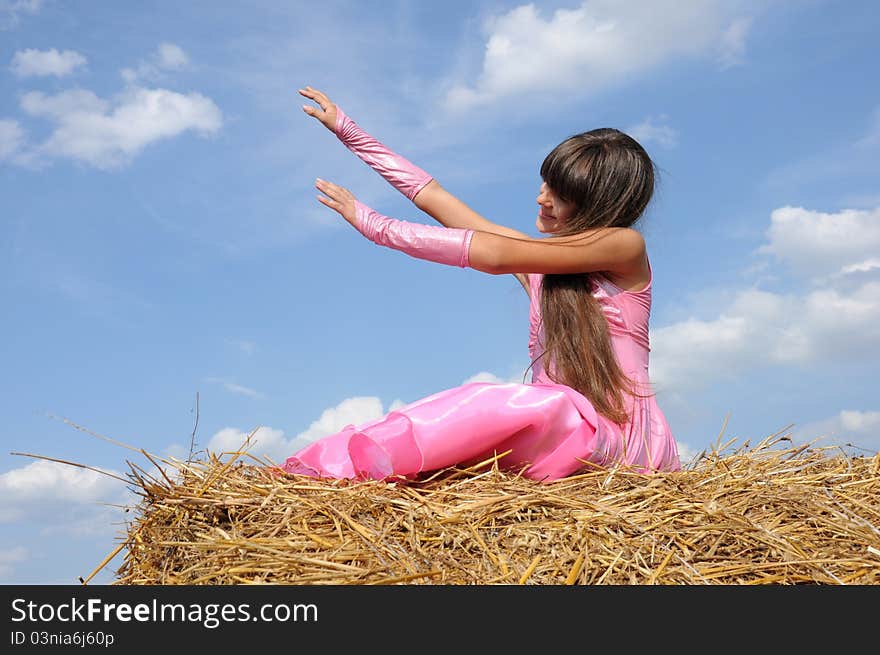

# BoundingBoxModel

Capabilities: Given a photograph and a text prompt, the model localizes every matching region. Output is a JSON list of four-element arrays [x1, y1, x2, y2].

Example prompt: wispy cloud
[[224, 382, 262, 398], [10, 48, 87, 77], [764, 106, 880, 198], [19, 251, 155, 319], [717, 16, 752, 69], [0, 119, 24, 160], [226, 339, 257, 355], [121, 42, 191, 84], [0, 0, 42, 31], [625, 115, 678, 148], [856, 106, 880, 149], [205, 377, 264, 398]]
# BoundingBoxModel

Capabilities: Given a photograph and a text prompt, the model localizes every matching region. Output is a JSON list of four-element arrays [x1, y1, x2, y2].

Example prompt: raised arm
[[300, 86, 531, 294]]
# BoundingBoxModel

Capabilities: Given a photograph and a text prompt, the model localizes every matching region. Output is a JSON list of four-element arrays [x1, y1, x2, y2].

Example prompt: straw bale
[[101, 435, 880, 585]]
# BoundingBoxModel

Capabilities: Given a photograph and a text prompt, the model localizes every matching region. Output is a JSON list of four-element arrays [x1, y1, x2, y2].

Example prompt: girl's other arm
[[414, 181, 531, 293], [466, 228, 647, 279]]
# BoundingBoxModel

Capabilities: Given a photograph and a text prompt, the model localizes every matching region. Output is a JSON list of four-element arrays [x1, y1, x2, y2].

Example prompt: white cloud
[[207, 426, 288, 458], [462, 371, 508, 385], [21, 89, 106, 116], [652, 204, 880, 393], [0, 0, 41, 30], [10, 48, 87, 77], [0, 546, 28, 578], [0, 460, 126, 523], [756, 206, 880, 281], [19, 86, 222, 169], [840, 410, 880, 433], [292, 396, 389, 444], [181, 395, 408, 465], [717, 16, 752, 69], [462, 370, 523, 385], [0, 119, 24, 159], [651, 281, 880, 392], [444, 1, 747, 111], [650, 313, 751, 391], [626, 115, 678, 148], [121, 42, 191, 84]]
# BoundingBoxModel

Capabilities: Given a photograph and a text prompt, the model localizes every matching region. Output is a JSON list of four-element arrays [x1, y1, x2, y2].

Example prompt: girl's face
[[535, 181, 576, 234]]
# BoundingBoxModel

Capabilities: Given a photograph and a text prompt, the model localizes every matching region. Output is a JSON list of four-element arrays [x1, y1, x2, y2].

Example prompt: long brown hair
[[535, 128, 657, 424]]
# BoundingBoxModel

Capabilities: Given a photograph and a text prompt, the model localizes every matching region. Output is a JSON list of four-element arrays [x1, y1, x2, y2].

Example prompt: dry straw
[[76, 426, 879, 585]]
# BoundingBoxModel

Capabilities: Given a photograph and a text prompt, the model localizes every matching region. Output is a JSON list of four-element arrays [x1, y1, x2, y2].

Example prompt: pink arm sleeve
[[335, 107, 433, 202], [354, 200, 474, 268]]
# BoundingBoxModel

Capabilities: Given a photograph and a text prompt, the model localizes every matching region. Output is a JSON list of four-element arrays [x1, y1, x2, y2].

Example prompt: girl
[[283, 86, 680, 481]]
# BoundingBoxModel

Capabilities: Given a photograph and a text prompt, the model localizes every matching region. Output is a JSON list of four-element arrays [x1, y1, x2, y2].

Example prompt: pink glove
[[335, 107, 433, 201], [355, 200, 474, 268]]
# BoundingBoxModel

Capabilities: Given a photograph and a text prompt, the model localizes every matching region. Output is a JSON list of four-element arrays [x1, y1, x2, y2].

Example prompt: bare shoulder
[[542, 226, 644, 259], [603, 229, 650, 292], [543, 227, 648, 291]]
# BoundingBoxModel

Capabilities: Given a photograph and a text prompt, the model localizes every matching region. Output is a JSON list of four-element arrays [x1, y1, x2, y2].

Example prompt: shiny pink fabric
[[282, 261, 680, 481], [335, 106, 433, 201], [528, 266, 680, 473], [354, 200, 474, 268]]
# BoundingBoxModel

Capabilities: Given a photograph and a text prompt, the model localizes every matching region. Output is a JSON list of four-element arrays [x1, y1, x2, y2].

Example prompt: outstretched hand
[[315, 178, 357, 228], [299, 86, 337, 132]]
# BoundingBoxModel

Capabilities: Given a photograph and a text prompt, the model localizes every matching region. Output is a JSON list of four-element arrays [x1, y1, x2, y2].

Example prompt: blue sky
[[1, 0, 878, 585]]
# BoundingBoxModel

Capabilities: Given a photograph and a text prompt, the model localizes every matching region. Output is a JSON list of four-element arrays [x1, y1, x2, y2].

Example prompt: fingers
[[315, 178, 352, 203], [306, 86, 331, 106], [315, 179, 356, 225], [298, 85, 331, 111], [300, 97, 323, 116], [298, 88, 322, 113], [316, 191, 342, 213]]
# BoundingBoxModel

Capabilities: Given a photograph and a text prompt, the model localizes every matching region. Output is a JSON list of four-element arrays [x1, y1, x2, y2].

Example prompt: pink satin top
[[527, 263, 680, 471]]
